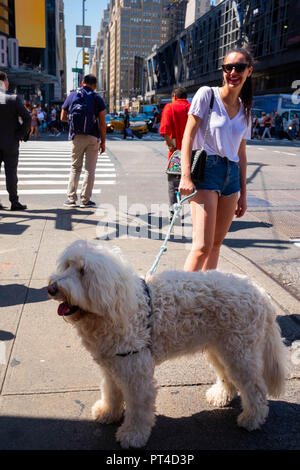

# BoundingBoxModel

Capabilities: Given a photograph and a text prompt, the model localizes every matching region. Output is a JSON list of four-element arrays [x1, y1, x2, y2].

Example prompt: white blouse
[[189, 86, 251, 162]]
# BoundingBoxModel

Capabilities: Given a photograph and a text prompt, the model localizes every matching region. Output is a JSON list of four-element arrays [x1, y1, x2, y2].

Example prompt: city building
[[103, 0, 186, 112], [58, 0, 67, 100], [146, 0, 300, 100], [91, 6, 110, 94], [0, 0, 66, 105], [166, 0, 188, 38], [185, 0, 213, 28]]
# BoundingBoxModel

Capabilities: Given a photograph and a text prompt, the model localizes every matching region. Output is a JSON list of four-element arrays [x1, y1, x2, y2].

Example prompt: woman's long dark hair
[[223, 47, 254, 123]]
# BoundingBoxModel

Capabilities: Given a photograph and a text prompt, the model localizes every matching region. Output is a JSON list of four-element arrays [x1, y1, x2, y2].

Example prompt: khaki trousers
[[67, 134, 99, 204]]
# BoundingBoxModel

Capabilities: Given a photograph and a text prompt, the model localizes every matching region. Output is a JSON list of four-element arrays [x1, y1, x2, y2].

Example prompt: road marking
[[282, 152, 296, 156], [18, 162, 114, 166], [0, 180, 116, 186], [19, 156, 111, 160], [6, 145, 117, 196], [0, 173, 116, 179], [12, 167, 116, 172], [0, 189, 103, 195]]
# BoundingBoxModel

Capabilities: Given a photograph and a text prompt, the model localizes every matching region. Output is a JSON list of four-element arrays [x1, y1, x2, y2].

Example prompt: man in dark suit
[[0, 71, 31, 210]]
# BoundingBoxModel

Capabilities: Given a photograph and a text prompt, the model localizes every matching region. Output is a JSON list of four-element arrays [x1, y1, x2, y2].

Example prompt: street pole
[[82, 0, 86, 77], [74, 48, 82, 89]]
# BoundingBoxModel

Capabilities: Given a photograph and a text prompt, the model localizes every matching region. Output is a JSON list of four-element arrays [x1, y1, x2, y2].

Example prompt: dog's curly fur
[[48, 240, 287, 448]]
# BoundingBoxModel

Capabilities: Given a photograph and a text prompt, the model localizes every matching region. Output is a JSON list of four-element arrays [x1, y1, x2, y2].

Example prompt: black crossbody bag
[[166, 88, 214, 183]]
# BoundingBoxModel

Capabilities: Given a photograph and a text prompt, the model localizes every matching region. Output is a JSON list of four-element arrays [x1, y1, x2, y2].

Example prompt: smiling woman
[[179, 47, 254, 272]]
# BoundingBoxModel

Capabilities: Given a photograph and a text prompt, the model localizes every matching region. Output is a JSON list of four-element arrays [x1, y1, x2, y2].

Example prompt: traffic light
[[83, 51, 89, 66]]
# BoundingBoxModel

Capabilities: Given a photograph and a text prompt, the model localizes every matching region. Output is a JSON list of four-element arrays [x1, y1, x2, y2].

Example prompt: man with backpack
[[61, 74, 106, 208]]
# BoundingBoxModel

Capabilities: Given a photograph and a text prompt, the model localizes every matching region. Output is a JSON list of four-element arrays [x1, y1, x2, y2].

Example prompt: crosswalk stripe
[[0, 189, 103, 195], [0, 173, 116, 179], [0, 180, 115, 186], [19, 157, 111, 161], [18, 162, 114, 166], [12, 167, 116, 172], [5, 142, 117, 196]]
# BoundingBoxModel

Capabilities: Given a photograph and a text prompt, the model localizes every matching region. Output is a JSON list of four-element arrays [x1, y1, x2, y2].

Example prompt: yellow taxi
[[110, 113, 148, 134], [129, 113, 148, 134], [110, 115, 124, 131]]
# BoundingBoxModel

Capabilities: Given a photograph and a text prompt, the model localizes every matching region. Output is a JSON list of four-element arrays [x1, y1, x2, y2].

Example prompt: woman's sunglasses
[[222, 63, 249, 73]]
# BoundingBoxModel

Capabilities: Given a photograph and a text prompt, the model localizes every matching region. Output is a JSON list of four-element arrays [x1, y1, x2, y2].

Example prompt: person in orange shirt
[[160, 87, 190, 221]]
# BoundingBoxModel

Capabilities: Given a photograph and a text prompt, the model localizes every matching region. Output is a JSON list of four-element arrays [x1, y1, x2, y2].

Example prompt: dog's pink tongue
[[58, 302, 70, 316]]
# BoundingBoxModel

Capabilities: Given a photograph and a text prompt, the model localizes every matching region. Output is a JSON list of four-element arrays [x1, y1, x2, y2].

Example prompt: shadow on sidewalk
[[0, 398, 299, 450], [277, 314, 300, 345], [0, 208, 96, 234], [0, 284, 48, 307], [0, 209, 294, 254], [223, 238, 291, 250]]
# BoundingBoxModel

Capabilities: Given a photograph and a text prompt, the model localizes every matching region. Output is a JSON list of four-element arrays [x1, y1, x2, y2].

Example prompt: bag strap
[[201, 88, 214, 150]]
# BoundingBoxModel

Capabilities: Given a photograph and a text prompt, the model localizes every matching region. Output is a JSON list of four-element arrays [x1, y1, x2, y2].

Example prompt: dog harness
[[116, 278, 153, 358]]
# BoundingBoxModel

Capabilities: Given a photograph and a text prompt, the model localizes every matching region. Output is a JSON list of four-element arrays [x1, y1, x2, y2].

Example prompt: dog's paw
[[116, 425, 150, 449], [92, 400, 123, 424], [237, 407, 268, 431], [206, 383, 236, 407]]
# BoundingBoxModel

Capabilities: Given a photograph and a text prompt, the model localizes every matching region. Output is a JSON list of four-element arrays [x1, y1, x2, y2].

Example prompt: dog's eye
[[80, 267, 85, 276]]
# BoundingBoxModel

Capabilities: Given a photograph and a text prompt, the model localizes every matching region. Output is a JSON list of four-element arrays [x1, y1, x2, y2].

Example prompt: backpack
[[69, 88, 98, 136]]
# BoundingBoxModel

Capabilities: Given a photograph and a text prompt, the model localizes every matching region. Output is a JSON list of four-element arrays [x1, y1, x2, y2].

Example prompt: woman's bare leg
[[203, 192, 239, 270], [184, 190, 219, 272]]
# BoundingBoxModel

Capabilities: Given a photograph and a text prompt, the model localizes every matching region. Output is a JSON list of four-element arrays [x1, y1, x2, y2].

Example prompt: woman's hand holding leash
[[179, 176, 196, 197]]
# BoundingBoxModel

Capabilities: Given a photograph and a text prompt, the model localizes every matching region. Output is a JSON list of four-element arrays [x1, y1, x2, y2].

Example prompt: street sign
[[76, 25, 91, 37], [72, 67, 83, 73], [76, 37, 91, 48]]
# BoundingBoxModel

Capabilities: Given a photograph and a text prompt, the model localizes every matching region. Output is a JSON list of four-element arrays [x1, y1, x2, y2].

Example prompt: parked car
[[105, 114, 114, 133]]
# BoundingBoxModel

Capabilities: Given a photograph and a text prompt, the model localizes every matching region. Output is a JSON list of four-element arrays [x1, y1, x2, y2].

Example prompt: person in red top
[[160, 87, 190, 221]]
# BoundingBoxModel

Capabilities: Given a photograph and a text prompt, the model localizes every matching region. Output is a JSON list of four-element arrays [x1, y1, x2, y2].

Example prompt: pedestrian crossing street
[[0, 141, 116, 196]]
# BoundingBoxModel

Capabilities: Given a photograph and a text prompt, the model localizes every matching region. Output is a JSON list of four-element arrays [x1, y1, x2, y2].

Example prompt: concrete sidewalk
[[0, 202, 299, 452]]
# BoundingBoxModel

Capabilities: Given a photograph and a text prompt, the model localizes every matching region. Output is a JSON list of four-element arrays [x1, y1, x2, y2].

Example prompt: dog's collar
[[116, 278, 153, 358]]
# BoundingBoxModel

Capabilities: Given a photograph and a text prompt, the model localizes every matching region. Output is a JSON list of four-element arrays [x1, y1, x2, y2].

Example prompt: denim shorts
[[195, 154, 240, 196]]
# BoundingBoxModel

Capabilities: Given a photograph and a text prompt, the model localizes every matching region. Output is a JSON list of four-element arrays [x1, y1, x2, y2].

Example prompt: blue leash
[[147, 190, 197, 277]]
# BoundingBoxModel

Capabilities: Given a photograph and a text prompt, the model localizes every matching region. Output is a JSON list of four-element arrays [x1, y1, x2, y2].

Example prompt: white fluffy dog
[[48, 240, 287, 448]]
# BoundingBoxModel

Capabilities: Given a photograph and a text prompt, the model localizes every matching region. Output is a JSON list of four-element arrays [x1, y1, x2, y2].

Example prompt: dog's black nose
[[47, 282, 58, 296]]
